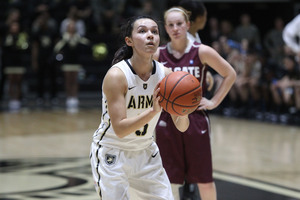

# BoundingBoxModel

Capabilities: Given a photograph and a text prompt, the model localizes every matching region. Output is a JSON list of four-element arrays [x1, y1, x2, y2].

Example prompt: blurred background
[[1, 1, 300, 200], [0, 0, 300, 126]]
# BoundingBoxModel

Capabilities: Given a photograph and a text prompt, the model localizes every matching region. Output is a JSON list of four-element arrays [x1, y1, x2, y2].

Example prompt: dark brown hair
[[112, 15, 158, 65]]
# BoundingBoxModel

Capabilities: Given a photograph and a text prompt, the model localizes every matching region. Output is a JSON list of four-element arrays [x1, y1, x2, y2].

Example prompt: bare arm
[[198, 44, 237, 110], [103, 67, 161, 138]]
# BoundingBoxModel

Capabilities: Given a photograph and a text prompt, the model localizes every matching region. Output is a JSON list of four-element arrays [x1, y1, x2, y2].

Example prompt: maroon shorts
[[156, 110, 213, 184]]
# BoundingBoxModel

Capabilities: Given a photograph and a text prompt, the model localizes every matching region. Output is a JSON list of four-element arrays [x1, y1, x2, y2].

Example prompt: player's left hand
[[197, 97, 215, 111]]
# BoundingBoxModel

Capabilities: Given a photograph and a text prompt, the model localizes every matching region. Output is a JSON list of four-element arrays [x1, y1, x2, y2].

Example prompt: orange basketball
[[158, 71, 202, 116]]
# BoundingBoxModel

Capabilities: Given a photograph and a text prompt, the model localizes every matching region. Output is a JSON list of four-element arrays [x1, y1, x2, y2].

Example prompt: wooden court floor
[[0, 107, 300, 200]]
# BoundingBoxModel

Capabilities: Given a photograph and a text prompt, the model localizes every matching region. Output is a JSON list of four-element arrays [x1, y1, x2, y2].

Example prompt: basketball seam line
[[165, 73, 189, 111]]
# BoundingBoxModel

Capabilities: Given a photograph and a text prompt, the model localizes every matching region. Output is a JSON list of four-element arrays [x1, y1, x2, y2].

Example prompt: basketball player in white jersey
[[90, 15, 190, 200]]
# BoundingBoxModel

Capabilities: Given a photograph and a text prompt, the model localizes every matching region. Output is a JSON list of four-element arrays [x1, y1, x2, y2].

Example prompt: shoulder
[[153, 60, 166, 72], [191, 40, 201, 48], [153, 59, 171, 76], [104, 62, 127, 84], [164, 66, 172, 76], [158, 45, 168, 53], [103, 64, 127, 94], [153, 49, 160, 60], [154, 45, 168, 60], [197, 43, 214, 54], [159, 44, 167, 49], [105, 66, 126, 83]]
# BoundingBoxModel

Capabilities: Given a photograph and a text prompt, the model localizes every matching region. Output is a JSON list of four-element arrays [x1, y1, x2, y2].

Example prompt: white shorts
[[90, 141, 174, 200]]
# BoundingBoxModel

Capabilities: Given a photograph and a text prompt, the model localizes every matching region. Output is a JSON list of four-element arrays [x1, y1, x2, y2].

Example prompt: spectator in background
[[122, 0, 143, 18], [60, 6, 86, 37], [70, 0, 93, 32], [0, 8, 22, 101], [220, 19, 234, 40], [233, 13, 261, 50], [204, 17, 220, 46], [220, 38, 245, 116], [91, 0, 125, 34], [234, 44, 262, 117], [2, 21, 29, 112], [264, 17, 285, 67], [137, 0, 165, 27], [31, 9, 59, 106], [282, 13, 300, 123], [3, 8, 21, 29], [54, 19, 90, 113], [270, 55, 299, 123]]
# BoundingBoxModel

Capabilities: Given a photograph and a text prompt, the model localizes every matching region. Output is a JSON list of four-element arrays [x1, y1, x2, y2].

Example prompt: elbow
[[232, 69, 237, 82], [229, 68, 237, 83], [112, 126, 127, 138], [115, 133, 124, 138], [114, 129, 126, 138]]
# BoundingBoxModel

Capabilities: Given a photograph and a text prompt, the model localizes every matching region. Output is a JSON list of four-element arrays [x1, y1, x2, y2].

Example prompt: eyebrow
[[137, 25, 158, 29]]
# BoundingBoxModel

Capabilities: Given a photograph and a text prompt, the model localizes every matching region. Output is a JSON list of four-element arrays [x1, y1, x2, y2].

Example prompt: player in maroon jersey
[[154, 7, 236, 200]]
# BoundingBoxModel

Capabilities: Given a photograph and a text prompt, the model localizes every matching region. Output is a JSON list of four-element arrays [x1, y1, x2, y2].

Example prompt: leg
[[129, 142, 174, 200], [294, 81, 300, 110], [7, 73, 23, 112], [171, 183, 182, 200], [270, 82, 282, 106], [68, 71, 79, 97], [49, 62, 58, 100], [184, 112, 217, 200], [64, 71, 79, 112], [64, 71, 72, 98], [198, 182, 217, 200], [90, 143, 130, 200], [236, 80, 249, 103]]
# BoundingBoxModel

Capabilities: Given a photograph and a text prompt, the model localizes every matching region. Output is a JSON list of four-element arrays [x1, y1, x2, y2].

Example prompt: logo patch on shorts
[[105, 154, 116, 165]]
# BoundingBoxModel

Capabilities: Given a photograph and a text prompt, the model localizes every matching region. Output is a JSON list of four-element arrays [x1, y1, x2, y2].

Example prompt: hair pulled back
[[112, 15, 158, 65]]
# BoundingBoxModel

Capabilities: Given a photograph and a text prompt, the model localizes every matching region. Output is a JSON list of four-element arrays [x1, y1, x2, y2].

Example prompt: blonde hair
[[164, 7, 191, 23]]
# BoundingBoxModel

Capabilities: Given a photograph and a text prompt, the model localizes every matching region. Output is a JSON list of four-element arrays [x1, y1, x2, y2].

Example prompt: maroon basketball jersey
[[158, 41, 207, 95]]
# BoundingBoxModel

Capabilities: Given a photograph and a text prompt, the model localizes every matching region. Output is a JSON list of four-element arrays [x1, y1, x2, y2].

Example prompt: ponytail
[[112, 45, 133, 65]]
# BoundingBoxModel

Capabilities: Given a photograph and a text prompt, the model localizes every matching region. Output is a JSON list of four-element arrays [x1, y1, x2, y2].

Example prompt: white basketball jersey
[[93, 59, 166, 151]]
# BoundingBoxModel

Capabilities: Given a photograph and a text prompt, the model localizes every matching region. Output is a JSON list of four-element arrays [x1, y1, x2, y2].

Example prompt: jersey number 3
[[135, 124, 149, 136]]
